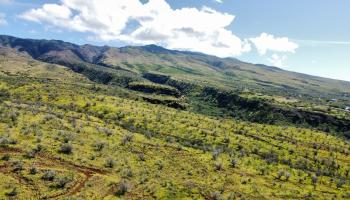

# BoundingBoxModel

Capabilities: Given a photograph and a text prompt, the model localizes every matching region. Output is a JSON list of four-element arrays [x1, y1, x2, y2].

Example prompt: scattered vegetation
[[0, 36, 349, 199]]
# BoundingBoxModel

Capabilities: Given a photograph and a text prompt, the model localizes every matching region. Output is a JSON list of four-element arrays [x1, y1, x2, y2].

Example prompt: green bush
[[42, 170, 56, 181], [59, 143, 73, 154]]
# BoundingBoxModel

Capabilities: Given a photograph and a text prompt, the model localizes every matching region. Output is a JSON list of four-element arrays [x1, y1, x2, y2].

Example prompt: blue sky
[[0, 0, 350, 81]]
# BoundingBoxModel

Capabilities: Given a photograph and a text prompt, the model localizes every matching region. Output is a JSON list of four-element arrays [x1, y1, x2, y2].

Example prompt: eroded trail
[[0, 147, 108, 199]]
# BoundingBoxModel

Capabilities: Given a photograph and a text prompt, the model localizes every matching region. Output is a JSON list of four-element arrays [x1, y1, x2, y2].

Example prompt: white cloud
[[19, 0, 298, 58], [267, 54, 287, 67], [250, 33, 298, 55], [20, 0, 251, 57], [214, 0, 223, 3], [0, 13, 7, 26]]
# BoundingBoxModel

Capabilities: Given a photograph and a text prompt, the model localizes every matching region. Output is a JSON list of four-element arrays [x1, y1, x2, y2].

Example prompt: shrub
[[1, 154, 10, 161], [261, 151, 279, 164], [156, 161, 164, 170], [99, 127, 113, 136], [5, 187, 18, 197], [230, 158, 237, 168], [115, 181, 129, 196], [259, 167, 267, 175], [61, 133, 74, 143], [285, 172, 291, 181], [34, 144, 43, 153], [105, 158, 116, 168], [138, 153, 146, 161], [54, 175, 73, 188], [42, 114, 55, 122], [42, 170, 56, 181], [277, 170, 284, 180], [215, 162, 223, 171], [212, 149, 221, 160], [59, 143, 73, 154], [276, 170, 291, 181], [12, 160, 23, 172], [93, 142, 106, 151], [209, 191, 221, 200], [336, 179, 346, 189], [0, 88, 10, 100], [122, 168, 133, 178], [25, 150, 36, 159], [0, 136, 17, 147], [29, 166, 38, 175], [121, 134, 134, 145]]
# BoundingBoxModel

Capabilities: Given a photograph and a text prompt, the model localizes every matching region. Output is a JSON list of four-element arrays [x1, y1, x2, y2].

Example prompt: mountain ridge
[[1, 34, 349, 84], [1, 34, 350, 136]]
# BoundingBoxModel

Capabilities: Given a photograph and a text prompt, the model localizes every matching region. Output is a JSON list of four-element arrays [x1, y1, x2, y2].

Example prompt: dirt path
[[0, 146, 108, 199]]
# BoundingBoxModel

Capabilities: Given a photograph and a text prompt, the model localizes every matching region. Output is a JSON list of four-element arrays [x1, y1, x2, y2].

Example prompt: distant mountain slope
[[1, 35, 350, 135], [1, 34, 350, 100], [0, 46, 88, 82]]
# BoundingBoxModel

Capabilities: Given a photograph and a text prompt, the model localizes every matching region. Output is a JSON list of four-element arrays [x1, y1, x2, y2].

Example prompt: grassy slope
[[0, 48, 349, 199], [1, 35, 350, 101], [0, 47, 88, 82], [100, 45, 350, 100]]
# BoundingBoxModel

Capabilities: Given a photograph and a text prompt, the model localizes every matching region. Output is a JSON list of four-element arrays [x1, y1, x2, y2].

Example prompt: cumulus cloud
[[0, 13, 7, 26], [267, 54, 287, 67], [19, 0, 298, 58], [214, 0, 223, 3], [20, 0, 251, 57], [250, 33, 299, 55]]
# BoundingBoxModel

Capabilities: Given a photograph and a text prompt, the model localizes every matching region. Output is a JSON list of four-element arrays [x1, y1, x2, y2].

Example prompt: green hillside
[[1, 35, 350, 99], [0, 35, 349, 199], [1, 35, 350, 136]]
